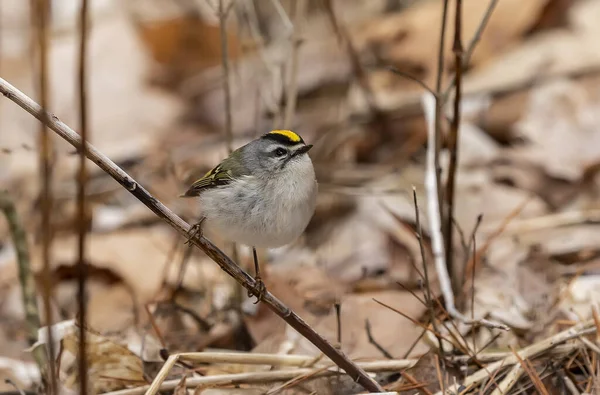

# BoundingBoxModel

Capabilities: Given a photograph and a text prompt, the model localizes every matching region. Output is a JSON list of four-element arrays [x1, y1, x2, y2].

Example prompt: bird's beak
[[293, 144, 313, 157]]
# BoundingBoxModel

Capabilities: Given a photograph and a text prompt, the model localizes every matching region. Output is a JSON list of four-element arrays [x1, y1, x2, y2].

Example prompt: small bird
[[180, 130, 318, 301]]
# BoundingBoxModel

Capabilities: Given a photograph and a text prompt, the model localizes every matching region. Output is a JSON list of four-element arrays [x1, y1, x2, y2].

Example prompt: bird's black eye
[[274, 148, 287, 157]]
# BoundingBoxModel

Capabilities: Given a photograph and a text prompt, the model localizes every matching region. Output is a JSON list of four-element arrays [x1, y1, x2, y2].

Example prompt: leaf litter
[[2, 0, 600, 393]]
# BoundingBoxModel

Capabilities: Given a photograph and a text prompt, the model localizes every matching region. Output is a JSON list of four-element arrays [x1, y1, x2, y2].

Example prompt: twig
[[462, 196, 530, 294], [32, 0, 57, 392], [435, 320, 596, 395], [365, 319, 393, 359], [563, 375, 581, 395], [433, 0, 450, 214], [323, 0, 379, 115], [421, 93, 508, 331], [441, 0, 500, 102], [387, 67, 436, 97], [158, 351, 415, 369], [0, 193, 48, 371], [282, 0, 306, 130], [443, 0, 463, 292], [104, 357, 413, 395], [77, 0, 90, 393], [510, 346, 549, 395], [0, 77, 383, 393], [482, 209, 600, 236], [335, 302, 342, 345], [412, 187, 445, 354], [216, 0, 244, 306], [218, 0, 234, 153]]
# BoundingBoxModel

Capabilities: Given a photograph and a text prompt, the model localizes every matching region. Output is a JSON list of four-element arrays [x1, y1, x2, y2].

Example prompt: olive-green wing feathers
[[180, 154, 249, 197]]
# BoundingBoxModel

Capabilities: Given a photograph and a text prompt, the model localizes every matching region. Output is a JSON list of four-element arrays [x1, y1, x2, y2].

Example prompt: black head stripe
[[262, 131, 305, 146]]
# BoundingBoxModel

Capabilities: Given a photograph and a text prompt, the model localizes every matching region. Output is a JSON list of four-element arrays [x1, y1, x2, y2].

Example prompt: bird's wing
[[180, 155, 248, 197]]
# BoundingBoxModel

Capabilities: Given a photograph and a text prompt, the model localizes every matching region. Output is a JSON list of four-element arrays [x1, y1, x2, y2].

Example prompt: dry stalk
[[483, 209, 600, 236], [443, 0, 463, 291], [77, 0, 90, 393], [0, 77, 383, 393], [323, 0, 378, 115], [218, 0, 234, 153], [0, 193, 47, 372], [282, 0, 307, 129], [436, 320, 596, 395], [411, 188, 445, 354], [31, 0, 57, 391], [441, 0, 499, 101], [433, 0, 450, 218], [421, 93, 508, 331], [102, 358, 413, 395]]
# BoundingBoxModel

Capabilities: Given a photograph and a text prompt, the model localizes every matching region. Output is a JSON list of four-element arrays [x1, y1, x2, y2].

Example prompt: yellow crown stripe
[[269, 130, 302, 143]]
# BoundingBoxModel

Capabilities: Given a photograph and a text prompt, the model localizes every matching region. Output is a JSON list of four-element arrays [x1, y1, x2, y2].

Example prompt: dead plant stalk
[[421, 93, 507, 331], [77, 0, 90, 393], [443, 0, 463, 291], [32, 0, 57, 391], [0, 77, 383, 393]]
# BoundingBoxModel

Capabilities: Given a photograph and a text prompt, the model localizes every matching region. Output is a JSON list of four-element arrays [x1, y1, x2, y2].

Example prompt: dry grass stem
[[0, 193, 47, 371], [435, 320, 596, 394], [484, 209, 600, 236], [443, 0, 464, 290], [77, 0, 90, 393], [421, 93, 508, 331], [282, 0, 307, 129], [0, 77, 383, 393], [32, 0, 57, 391], [104, 358, 413, 395]]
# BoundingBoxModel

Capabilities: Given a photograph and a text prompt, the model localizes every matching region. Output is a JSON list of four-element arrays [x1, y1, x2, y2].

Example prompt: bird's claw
[[185, 218, 205, 245], [248, 276, 267, 304]]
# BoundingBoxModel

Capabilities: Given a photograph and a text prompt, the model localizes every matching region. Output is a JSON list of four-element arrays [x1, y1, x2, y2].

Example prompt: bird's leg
[[185, 217, 206, 245], [248, 246, 267, 303]]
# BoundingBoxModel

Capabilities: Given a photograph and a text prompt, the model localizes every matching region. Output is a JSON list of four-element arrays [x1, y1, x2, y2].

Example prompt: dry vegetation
[[2, 0, 600, 393]]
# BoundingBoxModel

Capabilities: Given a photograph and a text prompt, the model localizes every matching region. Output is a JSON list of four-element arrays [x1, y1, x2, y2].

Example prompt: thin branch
[[443, 0, 463, 290], [387, 66, 437, 97], [434, 320, 596, 395], [122, 352, 414, 395], [0, 193, 48, 372], [412, 187, 444, 354], [32, 0, 57, 391], [324, 0, 379, 115], [443, 0, 464, 293], [218, 0, 234, 154], [365, 319, 393, 359], [282, 0, 306, 130], [421, 93, 507, 331], [441, 0, 499, 102], [77, 0, 90, 393], [0, 77, 383, 393], [433, 0, 450, 215]]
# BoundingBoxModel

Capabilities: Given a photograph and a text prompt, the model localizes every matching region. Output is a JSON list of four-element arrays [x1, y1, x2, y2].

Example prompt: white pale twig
[[435, 319, 595, 395], [420, 92, 508, 331]]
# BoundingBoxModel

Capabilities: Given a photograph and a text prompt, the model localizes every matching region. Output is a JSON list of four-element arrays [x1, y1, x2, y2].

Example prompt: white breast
[[199, 155, 317, 248]]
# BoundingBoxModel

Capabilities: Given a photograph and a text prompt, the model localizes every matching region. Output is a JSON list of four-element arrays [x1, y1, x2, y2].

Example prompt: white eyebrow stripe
[[266, 143, 304, 152]]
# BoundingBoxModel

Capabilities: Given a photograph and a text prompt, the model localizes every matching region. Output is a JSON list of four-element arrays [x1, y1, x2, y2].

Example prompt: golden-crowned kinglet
[[180, 130, 318, 299]]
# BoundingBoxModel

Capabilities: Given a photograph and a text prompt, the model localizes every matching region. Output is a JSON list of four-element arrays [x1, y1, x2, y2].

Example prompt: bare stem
[[421, 93, 507, 332], [442, 0, 499, 102], [218, 0, 234, 154], [282, 0, 307, 129], [443, 0, 463, 293], [0, 193, 48, 372], [0, 77, 383, 393], [77, 0, 90, 393], [32, 0, 57, 391], [433, 0, 450, 215]]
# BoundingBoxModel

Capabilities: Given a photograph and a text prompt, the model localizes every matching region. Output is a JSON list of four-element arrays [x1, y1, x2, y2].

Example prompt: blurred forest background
[[2, 0, 600, 393]]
